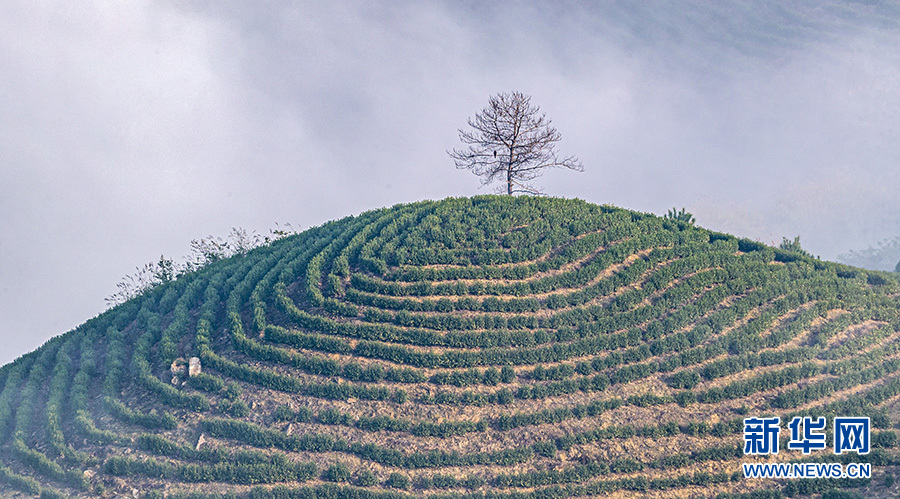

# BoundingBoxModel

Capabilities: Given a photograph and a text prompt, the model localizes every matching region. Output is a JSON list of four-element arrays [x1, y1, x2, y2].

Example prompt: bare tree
[[105, 225, 299, 308], [449, 91, 583, 195], [104, 255, 178, 307]]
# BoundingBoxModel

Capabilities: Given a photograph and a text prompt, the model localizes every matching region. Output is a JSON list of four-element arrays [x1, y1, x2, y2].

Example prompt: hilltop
[[1, 196, 900, 498]]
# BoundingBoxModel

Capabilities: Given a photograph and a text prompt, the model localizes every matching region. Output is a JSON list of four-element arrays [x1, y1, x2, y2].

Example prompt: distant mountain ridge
[[1, 195, 899, 498]]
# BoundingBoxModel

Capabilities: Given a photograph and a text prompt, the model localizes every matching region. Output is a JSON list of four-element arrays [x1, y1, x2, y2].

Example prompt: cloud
[[2, 1, 900, 364], [0, 1, 239, 362]]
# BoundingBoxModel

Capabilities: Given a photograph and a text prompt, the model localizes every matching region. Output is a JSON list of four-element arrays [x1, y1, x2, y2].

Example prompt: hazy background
[[3, 1, 900, 365]]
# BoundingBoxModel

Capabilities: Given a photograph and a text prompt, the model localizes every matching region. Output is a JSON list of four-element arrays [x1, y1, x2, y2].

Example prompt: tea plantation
[[2, 196, 899, 498]]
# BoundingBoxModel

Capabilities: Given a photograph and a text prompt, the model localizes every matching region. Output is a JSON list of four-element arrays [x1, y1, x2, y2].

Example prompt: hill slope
[[1, 196, 900, 498]]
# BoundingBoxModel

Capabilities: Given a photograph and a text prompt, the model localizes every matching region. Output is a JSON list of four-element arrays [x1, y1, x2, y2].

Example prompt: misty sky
[[2, 1, 900, 366]]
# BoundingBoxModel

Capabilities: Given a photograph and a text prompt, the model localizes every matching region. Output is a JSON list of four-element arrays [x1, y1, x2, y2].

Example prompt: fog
[[2, 1, 900, 365]]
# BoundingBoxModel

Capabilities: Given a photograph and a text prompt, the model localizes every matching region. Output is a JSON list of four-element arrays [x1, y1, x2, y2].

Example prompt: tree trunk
[[507, 151, 514, 195]]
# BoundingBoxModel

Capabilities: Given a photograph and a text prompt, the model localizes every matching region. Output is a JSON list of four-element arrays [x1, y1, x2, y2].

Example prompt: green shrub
[[323, 462, 351, 482], [356, 469, 378, 487], [221, 399, 250, 418], [386, 472, 409, 489]]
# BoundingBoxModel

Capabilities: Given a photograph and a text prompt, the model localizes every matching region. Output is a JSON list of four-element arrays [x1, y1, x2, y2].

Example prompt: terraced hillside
[[2, 196, 900, 498]]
